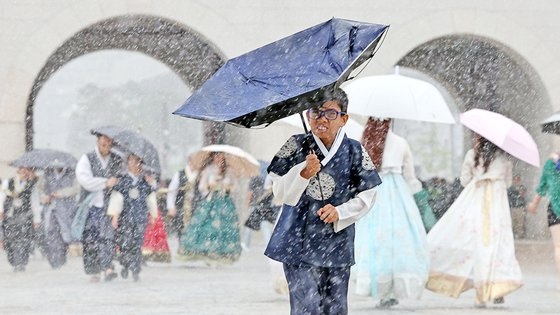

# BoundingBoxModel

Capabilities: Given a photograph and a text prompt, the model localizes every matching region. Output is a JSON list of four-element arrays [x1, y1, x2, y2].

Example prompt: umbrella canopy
[[112, 130, 161, 175], [10, 149, 78, 169], [190, 144, 260, 178], [541, 111, 560, 134], [90, 125, 129, 139], [173, 18, 389, 128], [342, 73, 456, 124], [275, 113, 365, 140], [90, 125, 161, 174], [460, 109, 539, 167]]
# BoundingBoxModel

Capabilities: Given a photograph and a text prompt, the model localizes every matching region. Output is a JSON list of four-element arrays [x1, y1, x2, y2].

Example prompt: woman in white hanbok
[[353, 118, 430, 308], [426, 135, 522, 306]]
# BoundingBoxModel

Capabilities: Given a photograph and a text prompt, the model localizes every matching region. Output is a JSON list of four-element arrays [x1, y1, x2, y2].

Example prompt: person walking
[[527, 152, 560, 288], [265, 88, 382, 315], [241, 173, 279, 251], [75, 131, 122, 282], [508, 174, 527, 239], [107, 153, 158, 282], [39, 167, 80, 269], [427, 134, 522, 307], [177, 151, 242, 265], [166, 156, 200, 238], [0, 166, 41, 272], [353, 117, 433, 308]]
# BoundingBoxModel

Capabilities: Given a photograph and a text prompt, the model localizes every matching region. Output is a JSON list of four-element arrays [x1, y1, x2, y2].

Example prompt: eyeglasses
[[307, 109, 346, 120]]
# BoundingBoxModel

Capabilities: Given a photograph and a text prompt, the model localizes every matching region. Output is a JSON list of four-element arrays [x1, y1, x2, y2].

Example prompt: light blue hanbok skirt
[[353, 172, 429, 300]]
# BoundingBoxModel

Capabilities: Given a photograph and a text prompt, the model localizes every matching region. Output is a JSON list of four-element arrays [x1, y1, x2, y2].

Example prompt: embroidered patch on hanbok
[[276, 136, 298, 158], [361, 146, 376, 170], [12, 198, 23, 208], [306, 173, 335, 200], [129, 188, 140, 199]]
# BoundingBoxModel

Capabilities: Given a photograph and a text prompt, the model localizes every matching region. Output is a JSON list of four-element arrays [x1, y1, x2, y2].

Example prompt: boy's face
[[307, 100, 348, 146], [127, 154, 142, 173]]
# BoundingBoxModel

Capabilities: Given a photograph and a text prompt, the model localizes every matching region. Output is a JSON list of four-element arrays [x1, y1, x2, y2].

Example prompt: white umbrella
[[274, 114, 365, 140], [342, 73, 456, 124], [190, 144, 260, 178]]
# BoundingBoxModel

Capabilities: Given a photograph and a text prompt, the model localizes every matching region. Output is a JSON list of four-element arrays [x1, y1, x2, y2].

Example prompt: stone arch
[[25, 14, 226, 149], [396, 34, 549, 153], [395, 34, 549, 239]]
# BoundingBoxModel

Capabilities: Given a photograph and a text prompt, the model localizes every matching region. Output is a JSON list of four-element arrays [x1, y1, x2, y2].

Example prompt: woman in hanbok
[[39, 167, 80, 269], [426, 135, 522, 307], [142, 207, 171, 263], [353, 117, 431, 308], [177, 152, 242, 265], [527, 152, 560, 288]]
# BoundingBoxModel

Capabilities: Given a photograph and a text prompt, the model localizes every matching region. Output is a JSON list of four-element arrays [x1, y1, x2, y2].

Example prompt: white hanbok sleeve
[[166, 171, 180, 210], [147, 192, 158, 218], [75, 155, 107, 192], [334, 188, 377, 232], [402, 142, 422, 194], [269, 161, 310, 206], [106, 191, 124, 217]]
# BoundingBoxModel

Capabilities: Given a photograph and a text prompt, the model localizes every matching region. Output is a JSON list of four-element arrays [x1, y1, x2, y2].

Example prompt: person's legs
[[321, 267, 350, 315], [261, 222, 272, 244], [241, 227, 252, 251], [549, 224, 560, 282], [511, 206, 526, 239], [283, 264, 321, 315]]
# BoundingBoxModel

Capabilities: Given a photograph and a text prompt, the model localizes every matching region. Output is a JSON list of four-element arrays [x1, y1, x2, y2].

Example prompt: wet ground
[[0, 235, 559, 315]]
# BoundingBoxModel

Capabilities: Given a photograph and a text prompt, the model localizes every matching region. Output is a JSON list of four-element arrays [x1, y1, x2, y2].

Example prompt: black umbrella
[[541, 112, 560, 134], [10, 149, 78, 169], [173, 18, 389, 128]]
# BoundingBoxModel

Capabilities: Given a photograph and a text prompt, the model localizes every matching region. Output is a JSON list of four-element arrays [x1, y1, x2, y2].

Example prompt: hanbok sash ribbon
[[476, 179, 493, 246]]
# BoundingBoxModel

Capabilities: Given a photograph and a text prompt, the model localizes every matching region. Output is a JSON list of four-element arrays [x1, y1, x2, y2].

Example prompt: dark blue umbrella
[[173, 18, 389, 128]]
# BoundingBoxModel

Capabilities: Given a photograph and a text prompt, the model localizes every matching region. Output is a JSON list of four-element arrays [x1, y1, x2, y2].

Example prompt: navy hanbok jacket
[[265, 133, 381, 267]]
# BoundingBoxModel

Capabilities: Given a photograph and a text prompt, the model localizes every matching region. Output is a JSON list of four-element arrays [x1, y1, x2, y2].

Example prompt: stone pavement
[[0, 236, 559, 315]]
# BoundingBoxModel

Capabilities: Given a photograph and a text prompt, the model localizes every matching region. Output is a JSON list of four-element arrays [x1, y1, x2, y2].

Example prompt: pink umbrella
[[460, 109, 540, 167]]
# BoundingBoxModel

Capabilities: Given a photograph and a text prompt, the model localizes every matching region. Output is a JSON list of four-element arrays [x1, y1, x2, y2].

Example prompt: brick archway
[[25, 14, 226, 149]]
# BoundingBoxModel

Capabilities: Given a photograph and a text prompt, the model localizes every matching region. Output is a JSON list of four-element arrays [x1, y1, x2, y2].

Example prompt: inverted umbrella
[[342, 72, 456, 124], [540, 111, 560, 134], [460, 109, 539, 167], [190, 144, 260, 178], [173, 18, 389, 128], [275, 113, 365, 140], [10, 149, 78, 169]]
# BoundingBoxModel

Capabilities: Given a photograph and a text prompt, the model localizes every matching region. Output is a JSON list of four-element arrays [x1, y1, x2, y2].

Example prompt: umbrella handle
[[301, 133, 324, 201], [299, 112, 309, 134]]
